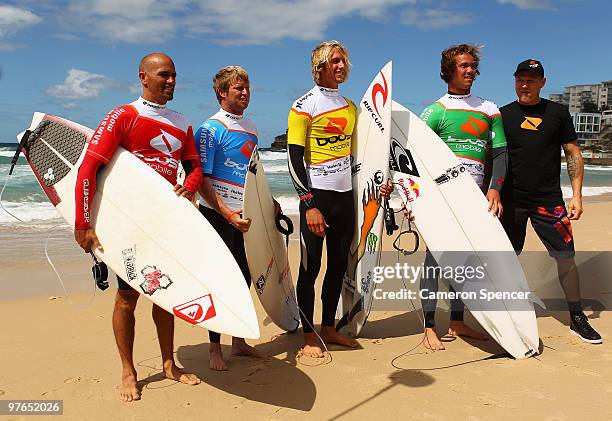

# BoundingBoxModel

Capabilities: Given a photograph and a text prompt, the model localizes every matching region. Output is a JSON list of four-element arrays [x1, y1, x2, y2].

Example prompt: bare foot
[[320, 326, 360, 349], [163, 361, 201, 385], [301, 332, 325, 358], [119, 371, 140, 402], [448, 321, 488, 340], [423, 327, 445, 351], [231, 337, 263, 358], [209, 343, 228, 371]]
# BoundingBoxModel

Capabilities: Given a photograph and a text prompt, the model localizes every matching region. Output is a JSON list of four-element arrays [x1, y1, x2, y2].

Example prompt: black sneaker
[[569, 312, 603, 344]]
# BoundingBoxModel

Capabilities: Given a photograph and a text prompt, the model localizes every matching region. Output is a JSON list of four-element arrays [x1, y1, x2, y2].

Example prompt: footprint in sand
[[476, 393, 517, 409]]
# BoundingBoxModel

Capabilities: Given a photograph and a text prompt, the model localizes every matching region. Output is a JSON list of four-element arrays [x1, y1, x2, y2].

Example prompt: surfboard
[[243, 147, 300, 332], [337, 62, 393, 336], [17, 112, 260, 339], [389, 100, 539, 359]]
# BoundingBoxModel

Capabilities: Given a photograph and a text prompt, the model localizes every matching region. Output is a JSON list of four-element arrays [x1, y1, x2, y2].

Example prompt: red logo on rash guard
[[372, 72, 389, 117], [324, 117, 348, 134], [240, 139, 256, 159], [173, 295, 216, 324], [150, 130, 182, 155], [461, 116, 488, 137]]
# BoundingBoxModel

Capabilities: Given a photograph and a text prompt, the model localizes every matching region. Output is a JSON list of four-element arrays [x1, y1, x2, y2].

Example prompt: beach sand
[[1, 198, 611, 420]]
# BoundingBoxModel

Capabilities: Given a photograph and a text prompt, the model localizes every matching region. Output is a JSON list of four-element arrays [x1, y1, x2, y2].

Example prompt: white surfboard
[[18, 112, 259, 339], [389, 101, 539, 359], [243, 147, 300, 332], [338, 62, 393, 336]]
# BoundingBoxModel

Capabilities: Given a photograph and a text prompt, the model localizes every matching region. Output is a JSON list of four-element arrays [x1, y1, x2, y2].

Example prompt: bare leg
[[556, 257, 582, 304], [208, 342, 227, 371], [112, 289, 141, 402], [151, 304, 200, 385]]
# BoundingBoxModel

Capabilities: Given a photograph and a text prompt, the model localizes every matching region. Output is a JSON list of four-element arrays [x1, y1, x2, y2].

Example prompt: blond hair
[[213, 65, 249, 103], [311, 40, 351, 84]]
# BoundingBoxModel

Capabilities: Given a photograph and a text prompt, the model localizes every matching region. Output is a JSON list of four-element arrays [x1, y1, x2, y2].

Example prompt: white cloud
[[0, 5, 41, 49], [46, 69, 121, 99], [61, 102, 79, 110], [187, 0, 415, 45], [401, 8, 474, 30], [496, 0, 554, 10], [61, 0, 415, 45]]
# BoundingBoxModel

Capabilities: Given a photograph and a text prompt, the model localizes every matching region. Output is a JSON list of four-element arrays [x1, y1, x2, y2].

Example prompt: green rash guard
[[420, 93, 507, 188]]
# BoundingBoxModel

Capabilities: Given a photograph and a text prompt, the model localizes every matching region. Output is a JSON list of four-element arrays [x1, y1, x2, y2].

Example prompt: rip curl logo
[[372, 71, 389, 117], [521, 117, 543, 131], [139, 265, 173, 295], [461, 116, 488, 137], [150, 130, 182, 156], [173, 295, 216, 324]]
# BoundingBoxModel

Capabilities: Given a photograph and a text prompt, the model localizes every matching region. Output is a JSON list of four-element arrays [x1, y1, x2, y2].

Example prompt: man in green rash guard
[[418, 44, 508, 351]]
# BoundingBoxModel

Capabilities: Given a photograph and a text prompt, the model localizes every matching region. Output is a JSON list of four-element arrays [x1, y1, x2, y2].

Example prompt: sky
[[0, 0, 610, 146]]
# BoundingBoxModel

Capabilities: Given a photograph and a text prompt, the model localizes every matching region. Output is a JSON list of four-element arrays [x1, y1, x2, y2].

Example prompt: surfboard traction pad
[[26, 119, 87, 187]]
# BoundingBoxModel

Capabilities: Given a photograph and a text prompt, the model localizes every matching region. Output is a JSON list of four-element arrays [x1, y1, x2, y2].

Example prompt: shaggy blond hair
[[311, 40, 351, 84], [213, 65, 249, 103]]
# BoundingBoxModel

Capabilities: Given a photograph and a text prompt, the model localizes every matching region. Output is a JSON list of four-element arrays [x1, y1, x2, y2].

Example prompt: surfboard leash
[[44, 224, 98, 309]]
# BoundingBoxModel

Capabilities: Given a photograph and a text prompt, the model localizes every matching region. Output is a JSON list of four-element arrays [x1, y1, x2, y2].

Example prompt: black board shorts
[[501, 202, 575, 258]]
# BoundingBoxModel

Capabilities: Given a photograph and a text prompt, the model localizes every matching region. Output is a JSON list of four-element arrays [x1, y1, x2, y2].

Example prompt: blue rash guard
[[194, 108, 258, 211]]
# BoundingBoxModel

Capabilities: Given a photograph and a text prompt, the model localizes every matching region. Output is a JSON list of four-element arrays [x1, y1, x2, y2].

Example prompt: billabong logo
[[150, 130, 182, 156], [520, 117, 542, 131], [461, 116, 488, 137], [324, 117, 347, 134], [173, 295, 216, 324]]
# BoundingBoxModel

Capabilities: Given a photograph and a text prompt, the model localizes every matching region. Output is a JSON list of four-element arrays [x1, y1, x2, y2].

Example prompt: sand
[[1, 198, 611, 420]]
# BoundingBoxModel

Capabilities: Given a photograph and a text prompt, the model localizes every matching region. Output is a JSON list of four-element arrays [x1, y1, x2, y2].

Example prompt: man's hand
[[173, 184, 194, 201], [75, 228, 103, 253], [401, 204, 415, 221], [228, 209, 252, 233], [567, 196, 583, 220], [273, 199, 281, 217], [306, 207, 328, 237], [380, 179, 394, 199], [485, 189, 503, 218]]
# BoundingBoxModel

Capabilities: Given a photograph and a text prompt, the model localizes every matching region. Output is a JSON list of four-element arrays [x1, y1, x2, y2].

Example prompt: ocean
[[2, 145, 612, 229]]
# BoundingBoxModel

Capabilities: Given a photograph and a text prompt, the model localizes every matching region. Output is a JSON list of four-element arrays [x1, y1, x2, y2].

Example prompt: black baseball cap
[[513, 59, 544, 77]]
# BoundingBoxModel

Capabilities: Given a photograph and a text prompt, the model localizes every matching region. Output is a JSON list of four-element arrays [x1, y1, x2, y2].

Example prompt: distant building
[[571, 112, 601, 147], [550, 80, 612, 113]]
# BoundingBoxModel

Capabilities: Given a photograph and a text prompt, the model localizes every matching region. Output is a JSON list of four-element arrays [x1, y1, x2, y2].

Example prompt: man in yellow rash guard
[[287, 41, 393, 358]]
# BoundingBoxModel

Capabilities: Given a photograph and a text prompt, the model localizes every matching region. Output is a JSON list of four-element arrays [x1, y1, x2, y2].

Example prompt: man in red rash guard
[[74, 53, 202, 402]]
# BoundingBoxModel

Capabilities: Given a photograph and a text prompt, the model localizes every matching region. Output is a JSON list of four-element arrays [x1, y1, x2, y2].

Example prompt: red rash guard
[[75, 97, 201, 230]]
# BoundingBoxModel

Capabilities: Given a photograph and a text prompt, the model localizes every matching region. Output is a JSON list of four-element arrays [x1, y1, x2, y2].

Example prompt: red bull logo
[[398, 177, 421, 203]]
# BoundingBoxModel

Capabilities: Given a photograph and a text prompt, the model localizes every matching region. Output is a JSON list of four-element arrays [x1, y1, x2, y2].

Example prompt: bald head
[[138, 52, 176, 105], [139, 53, 174, 73]]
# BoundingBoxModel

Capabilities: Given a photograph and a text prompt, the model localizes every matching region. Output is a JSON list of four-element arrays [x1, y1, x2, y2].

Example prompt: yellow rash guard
[[287, 85, 357, 196]]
